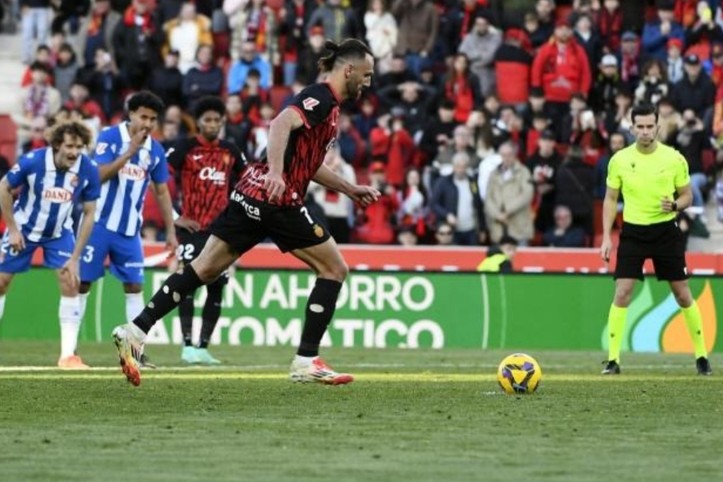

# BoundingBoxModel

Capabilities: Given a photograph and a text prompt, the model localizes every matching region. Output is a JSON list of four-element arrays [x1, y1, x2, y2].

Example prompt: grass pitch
[[1, 342, 722, 482]]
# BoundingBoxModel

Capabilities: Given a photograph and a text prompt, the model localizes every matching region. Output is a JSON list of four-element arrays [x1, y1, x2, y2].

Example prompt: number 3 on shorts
[[83, 246, 94, 263], [300, 206, 314, 225]]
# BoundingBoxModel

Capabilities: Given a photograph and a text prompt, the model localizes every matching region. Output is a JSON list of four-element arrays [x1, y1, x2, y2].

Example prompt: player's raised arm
[[263, 107, 305, 203]]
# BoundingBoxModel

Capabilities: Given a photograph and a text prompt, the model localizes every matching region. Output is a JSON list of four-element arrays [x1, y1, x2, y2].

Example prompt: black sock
[[297, 278, 342, 357], [178, 293, 195, 347], [134, 265, 203, 334], [199, 278, 225, 348]]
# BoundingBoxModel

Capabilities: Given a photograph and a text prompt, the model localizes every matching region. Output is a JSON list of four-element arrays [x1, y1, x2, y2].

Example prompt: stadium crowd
[[4, 0, 723, 248]]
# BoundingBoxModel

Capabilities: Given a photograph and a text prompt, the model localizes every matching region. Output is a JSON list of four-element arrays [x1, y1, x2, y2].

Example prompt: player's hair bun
[[324, 40, 339, 52]]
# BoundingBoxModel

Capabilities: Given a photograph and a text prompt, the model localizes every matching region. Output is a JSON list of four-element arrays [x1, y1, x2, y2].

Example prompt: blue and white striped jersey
[[6, 147, 101, 243], [93, 122, 169, 236]]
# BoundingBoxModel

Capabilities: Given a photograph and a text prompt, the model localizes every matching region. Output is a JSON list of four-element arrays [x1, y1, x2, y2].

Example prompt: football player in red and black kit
[[167, 96, 246, 365], [112, 38, 380, 386]]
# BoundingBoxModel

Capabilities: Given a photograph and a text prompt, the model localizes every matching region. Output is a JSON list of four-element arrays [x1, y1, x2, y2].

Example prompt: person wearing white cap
[[589, 53, 622, 113]]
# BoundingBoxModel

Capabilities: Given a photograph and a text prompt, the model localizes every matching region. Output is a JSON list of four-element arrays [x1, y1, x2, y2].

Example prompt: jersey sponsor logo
[[119, 164, 147, 181], [199, 166, 227, 185], [231, 191, 261, 220], [302, 97, 320, 111], [42, 187, 73, 203], [95, 142, 108, 155]]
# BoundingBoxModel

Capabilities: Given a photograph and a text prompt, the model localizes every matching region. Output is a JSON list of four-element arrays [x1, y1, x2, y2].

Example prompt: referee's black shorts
[[614, 220, 688, 281]]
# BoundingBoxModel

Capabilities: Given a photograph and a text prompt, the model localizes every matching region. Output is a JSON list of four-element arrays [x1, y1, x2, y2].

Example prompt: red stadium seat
[[0, 115, 18, 165]]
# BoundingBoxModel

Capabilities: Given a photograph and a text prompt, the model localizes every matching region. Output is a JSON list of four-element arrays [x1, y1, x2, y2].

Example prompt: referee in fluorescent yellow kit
[[600, 102, 712, 376]]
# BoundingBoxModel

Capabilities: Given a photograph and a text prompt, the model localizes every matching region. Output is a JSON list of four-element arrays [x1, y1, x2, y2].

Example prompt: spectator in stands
[[112, 0, 163, 90], [685, 1, 723, 58], [20, 115, 48, 154], [392, 0, 438, 75], [657, 95, 682, 142], [376, 54, 417, 90], [377, 81, 436, 139], [396, 224, 419, 246], [531, 15, 592, 127], [674, 108, 711, 210], [458, 11, 502, 98], [238, 68, 269, 126], [64, 81, 105, 126], [368, 110, 416, 187], [419, 100, 458, 167], [352, 96, 379, 144], [706, 42, 723, 87], [223, 92, 251, 156], [590, 54, 622, 115], [296, 25, 326, 85], [14, 61, 61, 144], [619, 30, 642, 89], [164, 104, 196, 138], [396, 167, 429, 239], [434, 221, 455, 245], [485, 141, 534, 245], [594, 131, 627, 199], [20, 44, 52, 87], [534, 0, 555, 44], [431, 151, 486, 246], [226, 0, 279, 61], [279, 0, 315, 85], [635, 59, 670, 105], [598, 0, 623, 53], [309, 147, 357, 243], [555, 146, 595, 236], [227, 39, 272, 94], [467, 108, 495, 161], [182, 45, 223, 109], [84, 47, 123, 122], [307, 0, 359, 43], [443, 53, 481, 124], [364, 0, 398, 74], [642, 0, 685, 61], [665, 37, 685, 83], [671, 53, 716, 120], [574, 13, 603, 73], [20, 0, 51, 64], [147, 49, 184, 109], [434, 124, 479, 181], [524, 112, 551, 159], [51, 0, 90, 35], [354, 161, 399, 244], [162, 1, 212, 74], [79, 0, 120, 70], [53, 43, 78, 103], [494, 28, 533, 109], [542, 204, 587, 247], [337, 112, 366, 168], [527, 129, 561, 235], [524, 11, 547, 50], [604, 86, 633, 135]]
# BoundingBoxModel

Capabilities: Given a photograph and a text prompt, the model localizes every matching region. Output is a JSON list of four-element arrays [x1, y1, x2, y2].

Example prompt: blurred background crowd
[[2, 0, 723, 249]]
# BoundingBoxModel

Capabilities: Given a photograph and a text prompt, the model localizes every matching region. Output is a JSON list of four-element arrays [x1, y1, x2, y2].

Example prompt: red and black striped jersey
[[235, 82, 340, 206], [167, 136, 246, 230]]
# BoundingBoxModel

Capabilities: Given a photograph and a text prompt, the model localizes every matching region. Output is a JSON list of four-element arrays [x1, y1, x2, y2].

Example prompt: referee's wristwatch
[[672, 201, 678, 212]]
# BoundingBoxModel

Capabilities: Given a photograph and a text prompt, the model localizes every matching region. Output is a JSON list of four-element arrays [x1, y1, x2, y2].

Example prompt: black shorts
[[614, 220, 688, 281], [176, 228, 230, 283], [209, 192, 331, 254]]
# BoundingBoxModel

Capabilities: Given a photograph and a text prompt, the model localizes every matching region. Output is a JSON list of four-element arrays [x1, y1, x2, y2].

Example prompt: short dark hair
[[193, 96, 226, 119], [631, 102, 658, 124], [499, 235, 518, 246], [127, 90, 165, 116], [317, 39, 373, 73], [48, 121, 92, 148]]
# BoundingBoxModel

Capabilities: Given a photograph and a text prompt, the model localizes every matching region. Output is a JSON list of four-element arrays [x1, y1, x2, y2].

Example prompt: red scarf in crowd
[[123, 5, 154, 35]]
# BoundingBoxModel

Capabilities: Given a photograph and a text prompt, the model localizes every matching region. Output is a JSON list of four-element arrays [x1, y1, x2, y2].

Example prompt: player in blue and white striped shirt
[[78, 92, 178, 343], [0, 122, 100, 368]]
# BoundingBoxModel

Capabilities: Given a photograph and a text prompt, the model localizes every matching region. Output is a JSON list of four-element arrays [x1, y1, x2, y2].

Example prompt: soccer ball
[[497, 353, 542, 394]]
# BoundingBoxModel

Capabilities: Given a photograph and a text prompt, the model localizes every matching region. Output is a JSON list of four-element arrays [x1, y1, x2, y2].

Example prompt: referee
[[600, 103, 712, 376]]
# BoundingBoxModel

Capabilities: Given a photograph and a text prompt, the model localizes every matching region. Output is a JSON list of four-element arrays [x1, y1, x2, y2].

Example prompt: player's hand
[[8, 229, 25, 252], [128, 127, 149, 155], [165, 231, 179, 255], [263, 171, 286, 203], [348, 185, 380, 207], [661, 197, 676, 213], [600, 237, 613, 264], [175, 216, 201, 233], [60, 259, 80, 289]]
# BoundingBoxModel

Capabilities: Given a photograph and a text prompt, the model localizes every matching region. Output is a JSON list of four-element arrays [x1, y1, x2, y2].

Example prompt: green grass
[[1, 342, 723, 482]]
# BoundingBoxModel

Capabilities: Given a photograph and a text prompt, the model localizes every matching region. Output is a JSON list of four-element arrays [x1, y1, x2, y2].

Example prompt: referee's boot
[[601, 360, 621, 375], [696, 357, 713, 376]]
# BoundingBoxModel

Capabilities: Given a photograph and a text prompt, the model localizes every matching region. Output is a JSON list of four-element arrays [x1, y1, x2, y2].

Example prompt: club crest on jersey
[[42, 187, 73, 203], [313, 224, 325, 238], [138, 150, 151, 170], [69, 174, 79, 187], [302, 97, 320, 111], [119, 164, 147, 181]]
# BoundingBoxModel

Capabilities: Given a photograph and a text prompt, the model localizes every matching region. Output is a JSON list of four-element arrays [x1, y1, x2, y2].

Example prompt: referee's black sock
[[134, 266, 204, 334], [297, 278, 343, 357]]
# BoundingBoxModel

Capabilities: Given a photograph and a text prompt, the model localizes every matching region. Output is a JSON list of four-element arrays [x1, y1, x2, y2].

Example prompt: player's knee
[[79, 282, 91, 294], [321, 261, 348, 282], [614, 287, 634, 306], [672, 290, 693, 307], [0, 276, 12, 295], [123, 283, 143, 294]]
